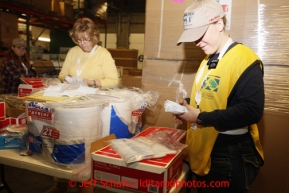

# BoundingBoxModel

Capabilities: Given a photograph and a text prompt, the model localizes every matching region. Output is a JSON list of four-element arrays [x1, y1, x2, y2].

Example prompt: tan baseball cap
[[12, 38, 27, 47], [177, 0, 225, 46]]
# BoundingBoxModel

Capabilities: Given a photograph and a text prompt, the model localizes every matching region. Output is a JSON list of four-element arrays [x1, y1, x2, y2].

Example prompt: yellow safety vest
[[184, 44, 264, 176]]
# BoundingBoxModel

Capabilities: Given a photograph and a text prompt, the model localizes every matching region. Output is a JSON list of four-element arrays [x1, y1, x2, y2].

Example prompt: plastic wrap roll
[[101, 99, 133, 138], [52, 104, 103, 164]]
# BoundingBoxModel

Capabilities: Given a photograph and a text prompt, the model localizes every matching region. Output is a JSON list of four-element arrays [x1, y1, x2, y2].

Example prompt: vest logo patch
[[201, 76, 220, 92]]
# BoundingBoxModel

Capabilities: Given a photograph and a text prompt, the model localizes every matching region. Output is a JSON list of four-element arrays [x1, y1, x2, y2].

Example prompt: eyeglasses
[[77, 39, 91, 44]]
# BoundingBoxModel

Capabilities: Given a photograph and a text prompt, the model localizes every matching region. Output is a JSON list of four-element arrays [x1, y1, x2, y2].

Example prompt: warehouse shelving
[[0, 1, 74, 30], [0, 1, 107, 57]]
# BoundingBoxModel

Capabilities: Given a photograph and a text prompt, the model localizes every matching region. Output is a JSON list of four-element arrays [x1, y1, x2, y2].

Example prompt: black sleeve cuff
[[197, 112, 215, 127], [184, 98, 190, 104], [196, 113, 203, 125]]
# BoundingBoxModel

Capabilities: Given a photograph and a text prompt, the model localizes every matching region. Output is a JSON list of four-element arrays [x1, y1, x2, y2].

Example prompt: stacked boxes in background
[[30, 46, 45, 60], [107, 48, 142, 88], [142, 0, 203, 130], [107, 48, 138, 68], [29, 47, 70, 76]]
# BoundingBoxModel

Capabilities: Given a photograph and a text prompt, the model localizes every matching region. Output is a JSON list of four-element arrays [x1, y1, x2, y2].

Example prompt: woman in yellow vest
[[174, 0, 264, 192]]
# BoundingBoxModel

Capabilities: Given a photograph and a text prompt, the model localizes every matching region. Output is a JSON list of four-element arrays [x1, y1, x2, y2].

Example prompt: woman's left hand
[[176, 100, 200, 124]]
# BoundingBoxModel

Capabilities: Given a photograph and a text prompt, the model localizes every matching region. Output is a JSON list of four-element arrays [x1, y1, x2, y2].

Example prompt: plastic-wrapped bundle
[[95, 88, 160, 139], [52, 104, 102, 164], [101, 98, 134, 138], [27, 101, 103, 166]]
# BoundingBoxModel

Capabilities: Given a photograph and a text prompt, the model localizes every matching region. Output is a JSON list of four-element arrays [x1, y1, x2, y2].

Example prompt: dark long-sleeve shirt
[[197, 47, 264, 146], [1, 58, 32, 94], [199, 62, 264, 131]]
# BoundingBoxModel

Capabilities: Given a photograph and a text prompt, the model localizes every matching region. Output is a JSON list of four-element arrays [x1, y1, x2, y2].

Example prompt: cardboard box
[[122, 76, 142, 88], [0, 102, 6, 121], [6, 107, 25, 119], [18, 78, 44, 97], [91, 126, 186, 193], [0, 117, 26, 129], [144, 0, 205, 60], [18, 84, 34, 98], [108, 48, 138, 59], [141, 59, 198, 129], [114, 58, 138, 68], [0, 101, 26, 129], [20, 78, 45, 88], [128, 69, 142, 76], [122, 67, 139, 76]]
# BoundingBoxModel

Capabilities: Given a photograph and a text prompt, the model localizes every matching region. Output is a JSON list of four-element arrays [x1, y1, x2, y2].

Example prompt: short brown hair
[[69, 17, 100, 44]]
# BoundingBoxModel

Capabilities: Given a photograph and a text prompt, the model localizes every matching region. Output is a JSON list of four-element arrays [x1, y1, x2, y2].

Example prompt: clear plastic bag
[[0, 124, 28, 150], [109, 130, 187, 164]]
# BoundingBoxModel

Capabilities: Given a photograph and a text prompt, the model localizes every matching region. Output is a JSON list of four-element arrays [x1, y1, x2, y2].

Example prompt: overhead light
[[38, 37, 51, 42]]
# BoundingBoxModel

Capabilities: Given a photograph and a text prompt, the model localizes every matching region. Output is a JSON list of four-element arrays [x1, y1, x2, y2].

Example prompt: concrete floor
[[0, 165, 195, 193]]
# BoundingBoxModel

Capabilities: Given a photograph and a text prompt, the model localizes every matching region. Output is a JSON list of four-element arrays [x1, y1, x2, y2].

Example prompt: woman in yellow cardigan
[[46, 17, 119, 193], [58, 17, 119, 90]]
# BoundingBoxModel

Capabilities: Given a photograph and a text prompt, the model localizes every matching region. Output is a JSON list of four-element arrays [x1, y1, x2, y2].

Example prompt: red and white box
[[91, 126, 186, 193], [0, 101, 26, 129], [0, 117, 26, 129], [0, 102, 6, 121], [18, 78, 44, 97]]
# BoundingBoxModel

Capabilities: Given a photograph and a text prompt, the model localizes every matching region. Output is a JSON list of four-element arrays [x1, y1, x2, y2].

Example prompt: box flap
[[90, 134, 116, 153], [20, 78, 44, 88]]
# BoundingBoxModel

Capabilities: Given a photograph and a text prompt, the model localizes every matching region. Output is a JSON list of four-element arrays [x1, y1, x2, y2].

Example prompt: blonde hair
[[222, 16, 228, 27], [213, 16, 227, 29], [69, 17, 100, 44]]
